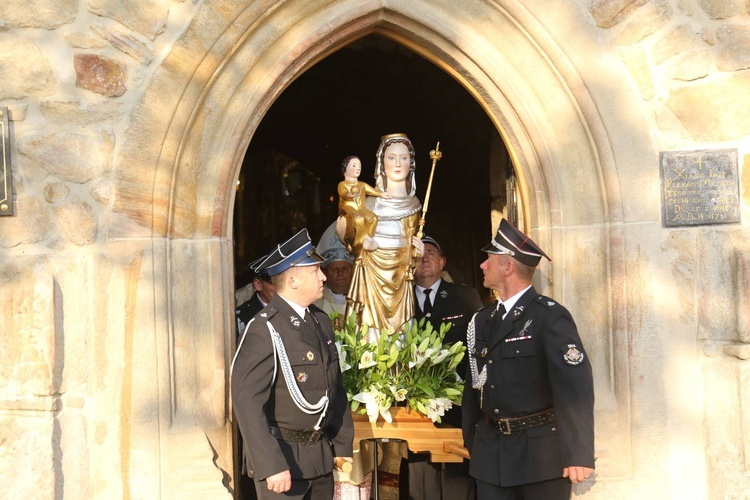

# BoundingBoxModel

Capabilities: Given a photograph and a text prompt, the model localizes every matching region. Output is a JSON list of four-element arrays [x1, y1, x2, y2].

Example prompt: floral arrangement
[[332, 312, 466, 424]]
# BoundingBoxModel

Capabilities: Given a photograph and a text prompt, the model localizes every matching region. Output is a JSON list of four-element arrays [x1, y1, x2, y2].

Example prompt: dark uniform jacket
[[462, 286, 595, 487], [235, 293, 266, 340], [231, 295, 354, 482], [415, 279, 483, 427]]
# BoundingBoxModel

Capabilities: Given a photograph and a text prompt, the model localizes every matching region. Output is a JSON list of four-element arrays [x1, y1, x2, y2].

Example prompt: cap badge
[[297, 372, 308, 383], [291, 315, 300, 327], [440, 290, 448, 299], [563, 344, 584, 365], [306, 351, 315, 361]]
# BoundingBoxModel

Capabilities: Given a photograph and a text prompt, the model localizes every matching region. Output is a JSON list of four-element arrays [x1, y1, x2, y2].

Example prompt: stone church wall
[[0, 0, 748, 498]]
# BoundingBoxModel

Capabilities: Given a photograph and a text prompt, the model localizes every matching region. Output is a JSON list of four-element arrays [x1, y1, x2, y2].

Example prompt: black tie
[[304, 309, 317, 333], [423, 289, 433, 316], [305, 309, 325, 350], [498, 302, 506, 319], [491, 302, 506, 333]]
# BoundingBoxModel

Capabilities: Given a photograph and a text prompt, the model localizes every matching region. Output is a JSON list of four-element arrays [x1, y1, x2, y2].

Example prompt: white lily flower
[[390, 385, 407, 402], [359, 350, 377, 369], [353, 387, 392, 423], [425, 397, 454, 422], [430, 348, 451, 365], [335, 342, 352, 372]]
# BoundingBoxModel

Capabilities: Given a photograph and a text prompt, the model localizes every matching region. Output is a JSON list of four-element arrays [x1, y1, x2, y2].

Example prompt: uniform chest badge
[[563, 344, 585, 365], [306, 351, 315, 361], [297, 372, 308, 383], [290, 315, 300, 327], [440, 290, 448, 299]]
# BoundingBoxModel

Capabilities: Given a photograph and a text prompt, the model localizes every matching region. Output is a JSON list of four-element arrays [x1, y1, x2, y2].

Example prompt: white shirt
[[499, 285, 532, 320], [277, 293, 307, 319], [415, 278, 442, 310]]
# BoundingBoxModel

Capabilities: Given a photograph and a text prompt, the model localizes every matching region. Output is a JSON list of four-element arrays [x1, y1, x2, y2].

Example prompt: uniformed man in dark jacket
[[410, 235, 483, 500], [231, 229, 354, 499], [235, 266, 276, 340], [462, 219, 595, 499]]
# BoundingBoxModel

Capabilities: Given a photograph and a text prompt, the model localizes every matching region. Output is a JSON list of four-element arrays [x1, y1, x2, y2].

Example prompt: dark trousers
[[254, 472, 333, 500], [408, 453, 475, 500], [476, 476, 570, 500]]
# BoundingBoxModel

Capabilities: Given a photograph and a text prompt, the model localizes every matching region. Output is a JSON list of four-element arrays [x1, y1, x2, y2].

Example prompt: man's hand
[[265, 470, 291, 493], [563, 466, 594, 483]]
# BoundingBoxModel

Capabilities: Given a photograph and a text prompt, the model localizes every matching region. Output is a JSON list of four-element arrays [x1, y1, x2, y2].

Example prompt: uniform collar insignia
[[290, 315, 300, 327], [260, 312, 268, 317], [440, 290, 448, 299], [512, 305, 524, 318]]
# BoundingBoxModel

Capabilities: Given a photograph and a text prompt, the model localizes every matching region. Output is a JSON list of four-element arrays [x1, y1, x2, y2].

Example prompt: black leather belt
[[485, 408, 555, 435], [269, 425, 323, 444]]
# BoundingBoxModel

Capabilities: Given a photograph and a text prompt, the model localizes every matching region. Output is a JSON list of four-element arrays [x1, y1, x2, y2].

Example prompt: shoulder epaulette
[[535, 295, 557, 308], [256, 303, 279, 320], [480, 300, 499, 312]]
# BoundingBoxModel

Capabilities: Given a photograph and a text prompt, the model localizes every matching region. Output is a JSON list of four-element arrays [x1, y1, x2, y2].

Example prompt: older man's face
[[323, 261, 353, 295], [415, 243, 445, 287]]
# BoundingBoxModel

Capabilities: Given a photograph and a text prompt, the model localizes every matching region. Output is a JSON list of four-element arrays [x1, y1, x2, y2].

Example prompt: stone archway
[[112, 0, 653, 495]]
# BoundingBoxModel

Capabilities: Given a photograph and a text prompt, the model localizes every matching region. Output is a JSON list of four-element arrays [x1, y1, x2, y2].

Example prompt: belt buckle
[[499, 418, 512, 435], [308, 430, 322, 444]]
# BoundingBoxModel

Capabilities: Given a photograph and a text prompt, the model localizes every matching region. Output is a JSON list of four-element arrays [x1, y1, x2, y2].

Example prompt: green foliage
[[332, 312, 466, 423]]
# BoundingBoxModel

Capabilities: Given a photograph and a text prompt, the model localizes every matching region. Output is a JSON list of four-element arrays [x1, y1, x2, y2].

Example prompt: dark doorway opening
[[231, 34, 514, 499], [233, 34, 514, 298]]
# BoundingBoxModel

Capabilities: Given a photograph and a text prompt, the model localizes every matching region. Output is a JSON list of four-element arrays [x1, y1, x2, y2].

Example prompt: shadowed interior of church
[[234, 33, 514, 304]]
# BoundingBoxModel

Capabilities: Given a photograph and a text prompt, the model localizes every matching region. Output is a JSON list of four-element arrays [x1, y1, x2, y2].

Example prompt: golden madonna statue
[[340, 133, 425, 334]]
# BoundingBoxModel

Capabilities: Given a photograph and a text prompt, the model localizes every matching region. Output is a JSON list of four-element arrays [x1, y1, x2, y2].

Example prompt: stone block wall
[[0, 0, 748, 498]]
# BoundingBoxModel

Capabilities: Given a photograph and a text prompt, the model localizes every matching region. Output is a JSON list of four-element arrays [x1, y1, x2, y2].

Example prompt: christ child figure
[[337, 155, 390, 254]]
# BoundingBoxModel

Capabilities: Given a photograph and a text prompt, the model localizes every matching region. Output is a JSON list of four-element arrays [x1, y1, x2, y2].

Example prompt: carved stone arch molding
[[113, 0, 653, 493]]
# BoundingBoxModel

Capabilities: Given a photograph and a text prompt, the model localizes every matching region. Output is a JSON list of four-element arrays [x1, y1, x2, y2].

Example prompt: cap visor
[[293, 251, 326, 267]]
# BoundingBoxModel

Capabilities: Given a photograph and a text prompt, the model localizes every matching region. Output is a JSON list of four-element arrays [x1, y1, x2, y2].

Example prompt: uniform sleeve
[[317, 313, 354, 457], [230, 321, 289, 480], [540, 306, 596, 469], [461, 360, 481, 452]]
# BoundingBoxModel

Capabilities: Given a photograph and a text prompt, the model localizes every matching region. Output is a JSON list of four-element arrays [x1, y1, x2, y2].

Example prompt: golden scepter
[[416, 141, 442, 239]]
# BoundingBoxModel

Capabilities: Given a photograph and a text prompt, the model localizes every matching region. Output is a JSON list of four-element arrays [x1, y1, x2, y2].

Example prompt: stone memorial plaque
[[0, 107, 13, 216], [660, 149, 740, 227]]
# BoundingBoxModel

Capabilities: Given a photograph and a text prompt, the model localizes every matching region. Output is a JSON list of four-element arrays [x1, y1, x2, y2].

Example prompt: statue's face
[[345, 157, 361, 178], [383, 143, 411, 183]]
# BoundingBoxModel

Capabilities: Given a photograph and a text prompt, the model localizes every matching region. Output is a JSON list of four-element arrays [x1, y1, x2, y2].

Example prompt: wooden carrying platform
[[352, 407, 468, 463]]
